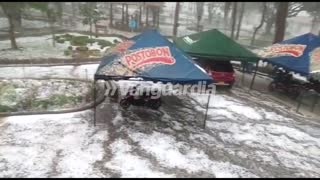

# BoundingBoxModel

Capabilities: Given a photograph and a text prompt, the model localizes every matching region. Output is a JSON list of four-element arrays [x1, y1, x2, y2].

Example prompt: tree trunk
[[196, 2, 204, 32], [207, 3, 213, 23], [121, 4, 125, 26], [251, 2, 267, 46], [273, 2, 289, 44], [139, 5, 142, 28], [230, 2, 237, 39], [13, 10, 22, 30], [8, 14, 18, 49], [109, 3, 113, 27], [126, 4, 129, 27], [224, 2, 231, 28], [264, 17, 274, 35], [71, 2, 76, 26], [236, 2, 245, 40], [311, 16, 318, 33], [152, 8, 156, 26], [157, 9, 160, 28], [50, 22, 55, 47], [146, 6, 149, 27], [56, 2, 63, 26], [89, 22, 92, 40], [173, 2, 180, 37]]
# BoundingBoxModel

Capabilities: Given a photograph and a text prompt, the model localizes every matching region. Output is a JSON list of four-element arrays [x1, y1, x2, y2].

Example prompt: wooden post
[[249, 60, 259, 90]]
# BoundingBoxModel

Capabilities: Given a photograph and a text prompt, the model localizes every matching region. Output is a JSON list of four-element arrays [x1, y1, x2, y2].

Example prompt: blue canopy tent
[[93, 29, 214, 127], [255, 33, 320, 78], [253, 33, 320, 112]]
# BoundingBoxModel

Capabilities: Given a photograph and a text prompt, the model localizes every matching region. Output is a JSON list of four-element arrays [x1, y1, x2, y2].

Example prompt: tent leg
[[93, 80, 97, 126], [241, 64, 245, 86], [249, 61, 259, 90], [296, 91, 303, 113], [311, 94, 318, 112], [203, 93, 211, 129]]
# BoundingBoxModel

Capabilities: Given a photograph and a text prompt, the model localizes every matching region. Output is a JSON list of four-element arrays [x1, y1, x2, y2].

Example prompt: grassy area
[[0, 79, 93, 112]]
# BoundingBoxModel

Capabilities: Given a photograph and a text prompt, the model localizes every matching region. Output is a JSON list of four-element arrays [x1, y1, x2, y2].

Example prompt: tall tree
[[173, 2, 180, 37], [251, 2, 267, 46], [207, 2, 214, 24], [273, 2, 289, 43], [196, 2, 204, 32], [79, 3, 102, 40], [0, 2, 25, 49], [29, 2, 59, 47], [264, 2, 304, 35], [224, 2, 232, 28], [71, 2, 77, 26], [230, 2, 238, 39], [236, 2, 245, 40], [109, 2, 113, 27], [302, 2, 320, 33]]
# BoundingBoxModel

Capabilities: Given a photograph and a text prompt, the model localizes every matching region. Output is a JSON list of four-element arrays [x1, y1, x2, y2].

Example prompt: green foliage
[[79, 3, 103, 30], [57, 39, 65, 43], [71, 36, 89, 46], [0, 105, 13, 112], [64, 50, 71, 56], [96, 39, 112, 48], [75, 46, 89, 51], [28, 2, 58, 23], [62, 33, 74, 41], [113, 39, 120, 44]]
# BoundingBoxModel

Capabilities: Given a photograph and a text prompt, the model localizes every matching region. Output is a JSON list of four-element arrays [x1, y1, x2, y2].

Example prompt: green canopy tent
[[174, 29, 261, 89]]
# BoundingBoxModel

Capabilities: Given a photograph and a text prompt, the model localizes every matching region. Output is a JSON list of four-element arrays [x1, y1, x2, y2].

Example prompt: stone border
[[0, 78, 105, 117]]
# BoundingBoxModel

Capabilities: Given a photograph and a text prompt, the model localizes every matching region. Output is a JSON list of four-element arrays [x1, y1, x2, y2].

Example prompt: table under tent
[[93, 29, 214, 127], [173, 29, 261, 89], [254, 32, 320, 112]]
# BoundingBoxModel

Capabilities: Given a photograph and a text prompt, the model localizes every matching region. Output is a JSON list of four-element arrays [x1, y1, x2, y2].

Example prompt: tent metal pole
[[241, 62, 245, 86], [311, 94, 319, 112], [93, 80, 97, 126], [249, 60, 259, 90], [203, 93, 211, 129], [296, 90, 304, 113]]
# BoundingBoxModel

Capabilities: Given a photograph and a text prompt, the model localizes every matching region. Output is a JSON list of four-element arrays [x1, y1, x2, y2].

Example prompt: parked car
[[194, 59, 235, 88]]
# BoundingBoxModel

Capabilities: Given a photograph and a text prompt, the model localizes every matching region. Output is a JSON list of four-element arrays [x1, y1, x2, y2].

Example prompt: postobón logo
[[123, 46, 176, 70], [259, 44, 306, 58]]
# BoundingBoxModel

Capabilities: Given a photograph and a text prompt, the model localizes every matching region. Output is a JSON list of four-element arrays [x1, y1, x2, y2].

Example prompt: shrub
[[64, 50, 71, 56], [68, 46, 73, 50], [89, 49, 101, 56], [54, 36, 61, 41], [76, 46, 89, 51], [87, 38, 96, 44], [57, 39, 65, 44], [62, 33, 74, 41], [0, 104, 14, 112], [96, 40, 112, 49], [71, 36, 89, 46], [113, 39, 120, 44]]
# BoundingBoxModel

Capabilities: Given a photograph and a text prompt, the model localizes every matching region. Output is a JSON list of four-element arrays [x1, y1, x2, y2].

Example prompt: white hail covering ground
[[0, 33, 122, 60], [0, 64, 99, 80], [0, 88, 320, 177], [0, 17, 50, 30]]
